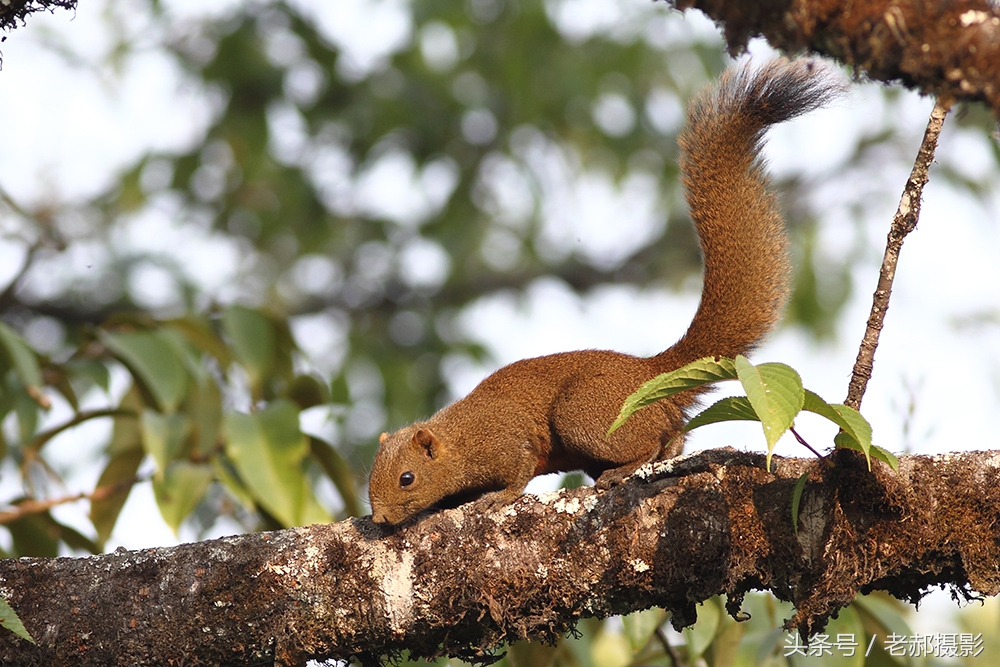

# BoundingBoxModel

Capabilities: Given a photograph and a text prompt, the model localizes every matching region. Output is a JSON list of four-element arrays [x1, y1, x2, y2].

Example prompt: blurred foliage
[[404, 592, 970, 667], [0, 0, 998, 660], [0, 0, 730, 551]]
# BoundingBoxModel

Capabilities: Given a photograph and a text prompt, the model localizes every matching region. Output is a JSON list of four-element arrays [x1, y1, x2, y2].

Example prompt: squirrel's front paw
[[476, 489, 522, 514], [595, 467, 633, 490], [596, 456, 663, 489]]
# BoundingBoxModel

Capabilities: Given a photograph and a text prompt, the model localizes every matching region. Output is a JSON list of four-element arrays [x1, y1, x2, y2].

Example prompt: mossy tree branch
[[2, 448, 999, 666], [671, 0, 1000, 116]]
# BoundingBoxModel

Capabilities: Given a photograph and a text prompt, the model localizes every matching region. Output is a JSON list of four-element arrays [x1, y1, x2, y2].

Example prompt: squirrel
[[368, 59, 842, 525]]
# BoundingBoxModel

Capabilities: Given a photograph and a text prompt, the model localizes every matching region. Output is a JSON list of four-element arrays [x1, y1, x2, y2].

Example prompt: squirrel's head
[[369, 425, 451, 525]]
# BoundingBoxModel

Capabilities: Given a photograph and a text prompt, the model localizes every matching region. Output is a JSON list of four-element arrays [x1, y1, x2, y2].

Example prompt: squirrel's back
[[662, 59, 842, 368]]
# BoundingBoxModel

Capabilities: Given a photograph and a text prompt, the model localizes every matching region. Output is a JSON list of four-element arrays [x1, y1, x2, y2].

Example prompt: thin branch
[[0, 240, 41, 310], [655, 627, 683, 667], [0, 182, 33, 218], [0, 475, 142, 525], [26, 407, 137, 456], [0, 186, 47, 310], [845, 100, 950, 411]]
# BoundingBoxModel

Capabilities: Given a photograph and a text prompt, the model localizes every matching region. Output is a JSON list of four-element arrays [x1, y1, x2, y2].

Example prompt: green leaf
[[836, 436, 899, 471], [0, 596, 35, 644], [7, 511, 59, 557], [609, 356, 737, 434], [852, 593, 914, 641], [108, 386, 144, 456], [90, 448, 144, 547], [682, 396, 760, 433], [212, 455, 256, 511], [791, 471, 810, 535], [159, 327, 210, 385], [710, 618, 744, 667], [152, 461, 214, 533], [269, 317, 298, 387], [101, 330, 189, 413], [223, 400, 310, 527], [682, 598, 721, 661], [329, 372, 350, 404], [12, 389, 38, 445], [309, 436, 361, 518], [870, 444, 899, 470], [727, 594, 794, 664], [221, 306, 275, 398], [167, 315, 233, 367], [735, 356, 804, 470], [802, 390, 880, 468], [0, 322, 42, 390], [47, 366, 80, 411], [301, 491, 332, 525], [622, 608, 665, 653], [589, 621, 632, 667], [55, 522, 101, 555], [63, 358, 111, 394], [287, 374, 328, 410], [140, 409, 191, 475], [791, 604, 866, 667], [185, 379, 223, 458], [7, 507, 101, 557]]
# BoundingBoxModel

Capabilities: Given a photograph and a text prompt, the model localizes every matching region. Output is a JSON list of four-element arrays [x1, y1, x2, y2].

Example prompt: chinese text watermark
[[783, 632, 984, 658]]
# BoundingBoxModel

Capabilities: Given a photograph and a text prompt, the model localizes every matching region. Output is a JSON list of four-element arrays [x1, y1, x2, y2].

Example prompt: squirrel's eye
[[399, 471, 415, 488]]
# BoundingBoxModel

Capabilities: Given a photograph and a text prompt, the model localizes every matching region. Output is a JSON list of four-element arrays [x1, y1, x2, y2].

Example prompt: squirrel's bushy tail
[[662, 59, 843, 367]]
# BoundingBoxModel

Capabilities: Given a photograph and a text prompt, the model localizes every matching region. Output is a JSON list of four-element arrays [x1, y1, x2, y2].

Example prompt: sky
[[0, 0, 997, 571]]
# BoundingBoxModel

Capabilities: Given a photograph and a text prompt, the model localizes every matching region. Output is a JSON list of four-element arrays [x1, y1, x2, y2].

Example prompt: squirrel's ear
[[412, 428, 441, 458], [379, 432, 389, 445]]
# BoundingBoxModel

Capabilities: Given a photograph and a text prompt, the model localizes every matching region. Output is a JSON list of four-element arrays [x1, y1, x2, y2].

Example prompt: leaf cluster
[[611, 355, 897, 472], [1, 306, 356, 553]]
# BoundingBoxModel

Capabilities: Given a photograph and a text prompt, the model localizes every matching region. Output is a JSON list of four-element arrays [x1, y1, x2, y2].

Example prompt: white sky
[[0, 0, 997, 577]]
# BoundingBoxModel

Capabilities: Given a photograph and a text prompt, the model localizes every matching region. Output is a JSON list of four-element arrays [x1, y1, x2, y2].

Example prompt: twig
[[27, 407, 137, 455], [0, 240, 42, 309], [655, 627, 683, 667], [0, 184, 69, 311], [844, 99, 950, 410], [0, 476, 143, 525]]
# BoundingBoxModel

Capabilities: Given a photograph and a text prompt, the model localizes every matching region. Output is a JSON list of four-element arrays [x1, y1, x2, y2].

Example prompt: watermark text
[[783, 632, 984, 658]]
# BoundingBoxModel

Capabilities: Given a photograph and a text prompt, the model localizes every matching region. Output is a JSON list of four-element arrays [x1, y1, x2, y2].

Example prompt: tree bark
[[0, 0, 75, 32], [1, 447, 998, 666], [672, 0, 1000, 117]]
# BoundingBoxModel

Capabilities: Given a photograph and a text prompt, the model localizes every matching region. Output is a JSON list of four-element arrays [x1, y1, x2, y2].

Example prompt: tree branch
[[845, 99, 949, 410], [673, 0, 1000, 117], [26, 408, 136, 457], [1, 447, 998, 666], [0, 476, 142, 525], [0, 0, 75, 32]]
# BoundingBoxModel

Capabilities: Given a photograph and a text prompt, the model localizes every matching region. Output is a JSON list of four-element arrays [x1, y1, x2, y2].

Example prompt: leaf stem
[[790, 426, 827, 461]]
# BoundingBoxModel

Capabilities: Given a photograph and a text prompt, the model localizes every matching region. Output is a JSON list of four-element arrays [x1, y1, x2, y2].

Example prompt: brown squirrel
[[368, 59, 842, 525]]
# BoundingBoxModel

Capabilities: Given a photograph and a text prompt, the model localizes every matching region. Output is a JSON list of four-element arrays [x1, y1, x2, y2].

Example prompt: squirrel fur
[[368, 59, 842, 525]]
